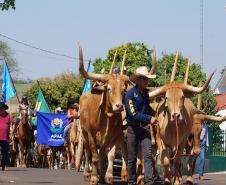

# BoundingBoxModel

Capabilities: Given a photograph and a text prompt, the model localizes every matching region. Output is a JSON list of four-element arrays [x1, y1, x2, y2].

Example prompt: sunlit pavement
[[0, 167, 225, 185]]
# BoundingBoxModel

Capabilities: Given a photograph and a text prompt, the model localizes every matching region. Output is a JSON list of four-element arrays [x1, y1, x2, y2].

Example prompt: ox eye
[[107, 85, 112, 92]]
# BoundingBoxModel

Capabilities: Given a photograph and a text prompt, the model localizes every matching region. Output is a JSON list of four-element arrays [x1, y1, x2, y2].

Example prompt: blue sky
[[0, 0, 226, 87]]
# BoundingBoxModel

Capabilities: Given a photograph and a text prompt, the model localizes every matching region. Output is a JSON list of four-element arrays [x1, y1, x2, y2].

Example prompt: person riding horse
[[14, 96, 34, 133]]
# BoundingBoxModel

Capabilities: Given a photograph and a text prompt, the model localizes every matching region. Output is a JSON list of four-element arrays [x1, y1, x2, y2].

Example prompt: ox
[[79, 46, 129, 185], [185, 95, 226, 184], [148, 55, 214, 185]]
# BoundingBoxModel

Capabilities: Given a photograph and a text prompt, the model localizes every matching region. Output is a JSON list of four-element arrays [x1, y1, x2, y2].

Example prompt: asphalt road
[[0, 167, 225, 185]]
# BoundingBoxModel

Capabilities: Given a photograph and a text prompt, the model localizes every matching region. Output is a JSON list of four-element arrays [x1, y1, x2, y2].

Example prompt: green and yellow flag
[[31, 88, 50, 126]]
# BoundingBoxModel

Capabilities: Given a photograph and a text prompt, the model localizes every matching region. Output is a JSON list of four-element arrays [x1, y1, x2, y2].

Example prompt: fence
[[206, 127, 226, 172]]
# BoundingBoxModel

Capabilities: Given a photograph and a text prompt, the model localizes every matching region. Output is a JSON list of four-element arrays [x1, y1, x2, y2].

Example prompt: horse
[[16, 108, 34, 167]]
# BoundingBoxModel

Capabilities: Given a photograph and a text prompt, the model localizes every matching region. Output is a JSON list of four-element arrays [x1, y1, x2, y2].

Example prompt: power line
[[0, 33, 90, 62]]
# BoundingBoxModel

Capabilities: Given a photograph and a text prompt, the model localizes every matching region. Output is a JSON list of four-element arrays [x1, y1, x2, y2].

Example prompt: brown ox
[[79, 46, 129, 185], [185, 99, 226, 184], [148, 58, 214, 184], [16, 108, 34, 167]]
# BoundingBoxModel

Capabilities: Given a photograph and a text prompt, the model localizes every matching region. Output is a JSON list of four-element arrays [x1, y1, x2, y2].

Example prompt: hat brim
[[130, 73, 156, 82]]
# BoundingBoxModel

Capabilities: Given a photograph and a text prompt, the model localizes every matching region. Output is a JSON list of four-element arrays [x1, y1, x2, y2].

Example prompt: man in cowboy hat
[[0, 102, 14, 171], [124, 66, 158, 185]]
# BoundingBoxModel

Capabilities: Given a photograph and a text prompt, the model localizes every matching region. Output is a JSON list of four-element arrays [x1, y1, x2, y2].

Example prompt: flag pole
[[4, 61, 20, 103]]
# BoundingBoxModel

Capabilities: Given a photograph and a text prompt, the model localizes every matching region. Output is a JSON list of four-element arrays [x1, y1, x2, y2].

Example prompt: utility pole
[[200, 0, 204, 71]]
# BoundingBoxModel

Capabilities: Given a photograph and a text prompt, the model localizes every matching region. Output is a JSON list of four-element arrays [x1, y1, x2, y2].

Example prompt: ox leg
[[88, 133, 99, 185], [118, 134, 128, 182], [76, 124, 83, 172], [105, 145, 116, 184], [186, 155, 197, 185], [83, 145, 91, 182], [99, 149, 108, 184], [172, 158, 182, 185], [70, 142, 75, 169], [161, 149, 171, 184]]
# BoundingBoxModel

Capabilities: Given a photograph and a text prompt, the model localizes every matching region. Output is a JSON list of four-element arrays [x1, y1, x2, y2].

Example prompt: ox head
[[149, 53, 215, 122], [79, 46, 130, 113]]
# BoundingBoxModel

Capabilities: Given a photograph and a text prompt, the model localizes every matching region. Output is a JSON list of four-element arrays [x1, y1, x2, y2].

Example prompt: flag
[[2, 63, 16, 103], [37, 112, 67, 146], [31, 88, 50, 126], [82, 64, 93, 94]]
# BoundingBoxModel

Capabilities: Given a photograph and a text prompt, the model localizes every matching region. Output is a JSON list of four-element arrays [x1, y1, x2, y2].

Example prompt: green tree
[[0, 41, 18, 76], [25, 72, 84, 112], [93, 42, 154, 75], [0, 0, 15, 10]]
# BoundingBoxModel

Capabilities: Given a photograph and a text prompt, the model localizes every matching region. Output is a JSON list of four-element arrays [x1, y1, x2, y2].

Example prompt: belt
[[128, 122, 148, 127]]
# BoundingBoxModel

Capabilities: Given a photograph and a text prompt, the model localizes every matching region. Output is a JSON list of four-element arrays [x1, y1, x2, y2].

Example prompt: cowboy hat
[[0, 102, 8, 110], [130, 66, 156, 82]]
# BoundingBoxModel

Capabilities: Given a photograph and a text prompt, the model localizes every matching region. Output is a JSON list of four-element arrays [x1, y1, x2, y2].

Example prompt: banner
[[2, 62, 15, 103], [82, 64, 93, 94], [37, 112, 67, 146], [31, 88, 50, 126]]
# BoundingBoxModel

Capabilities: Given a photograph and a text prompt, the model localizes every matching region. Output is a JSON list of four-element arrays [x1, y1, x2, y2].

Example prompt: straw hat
[[130, 66, 156, 82]]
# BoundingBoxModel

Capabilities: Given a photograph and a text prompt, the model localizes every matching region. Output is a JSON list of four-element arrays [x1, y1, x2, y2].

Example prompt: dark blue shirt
[[124, 86, 152, 124]]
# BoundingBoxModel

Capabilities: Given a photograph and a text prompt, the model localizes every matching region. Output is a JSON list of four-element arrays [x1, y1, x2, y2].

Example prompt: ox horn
[[120, 49, 127, 75], [203, 115, 226, 123], [148, 86, 167, 99], [197, 94, 202, 110], [183, 70, 215, 94], [109, 49, 118, 74], [149, 48, 157, 75], [184, 57, 190, 84], [79, 46, 107, 82], [170, 51, 179, 82]]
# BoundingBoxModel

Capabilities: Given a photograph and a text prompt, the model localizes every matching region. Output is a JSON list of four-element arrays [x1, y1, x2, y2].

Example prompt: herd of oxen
[[5, 47, 226, 185]]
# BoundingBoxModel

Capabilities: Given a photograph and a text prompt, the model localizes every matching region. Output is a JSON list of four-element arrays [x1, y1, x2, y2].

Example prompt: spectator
[[0, 102, 14, 171]]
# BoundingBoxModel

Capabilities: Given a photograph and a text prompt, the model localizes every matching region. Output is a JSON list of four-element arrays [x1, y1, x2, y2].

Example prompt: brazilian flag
[[31, 88, 50, 126]]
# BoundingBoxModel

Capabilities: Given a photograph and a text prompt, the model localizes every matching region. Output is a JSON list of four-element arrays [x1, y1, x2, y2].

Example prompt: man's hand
[[150, 117, 158, 126]]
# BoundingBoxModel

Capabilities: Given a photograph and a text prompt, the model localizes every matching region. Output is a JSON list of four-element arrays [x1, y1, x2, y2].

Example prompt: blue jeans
[[0, 140, 9, 167], [199, 139, 206, 176], [127, 125, 153, 185], [63, 123, 72, 140]]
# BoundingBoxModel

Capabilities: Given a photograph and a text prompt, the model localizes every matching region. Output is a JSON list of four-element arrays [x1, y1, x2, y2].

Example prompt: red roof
[[215, 94, 226, 110]]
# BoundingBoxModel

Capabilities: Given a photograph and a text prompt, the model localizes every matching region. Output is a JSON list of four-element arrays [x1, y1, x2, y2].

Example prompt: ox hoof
[[83, 172, 91, 182], [121, 174, 128, 182], [137, 175, 144, 185], [164, 179, 171, 185], [186, 176, 193, 185], [105, 174, 113, 184], [90, 176, 99, 185]]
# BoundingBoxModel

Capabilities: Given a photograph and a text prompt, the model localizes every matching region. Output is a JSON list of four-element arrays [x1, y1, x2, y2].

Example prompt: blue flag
[[82, 64, 93, 94], [37, 112, 67, 146], [2, 63, 16, 103]]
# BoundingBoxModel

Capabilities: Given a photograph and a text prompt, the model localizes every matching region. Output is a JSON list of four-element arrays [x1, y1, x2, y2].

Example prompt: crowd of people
[[0, 96, 80, 170]]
